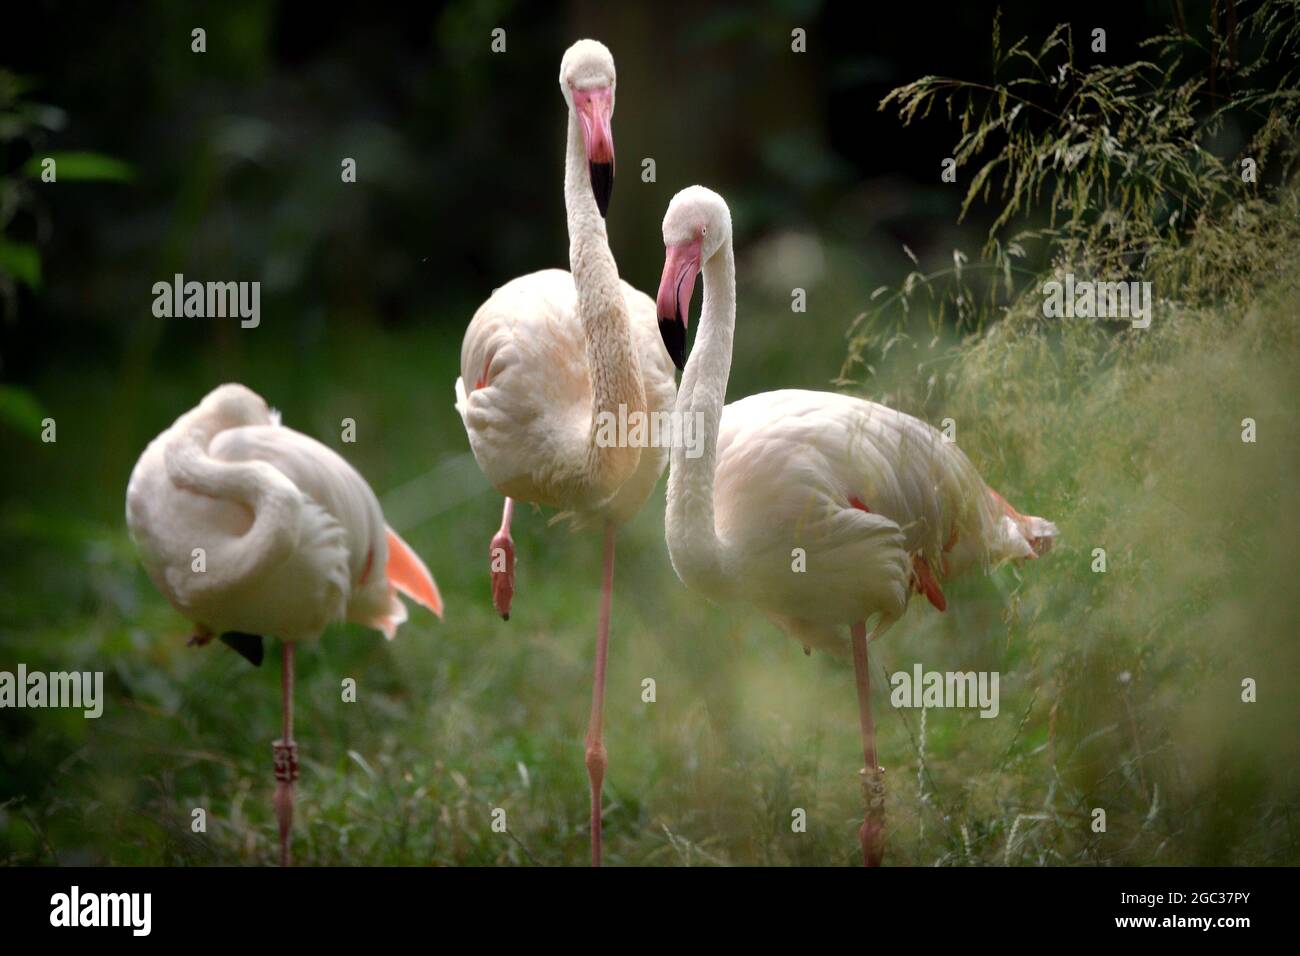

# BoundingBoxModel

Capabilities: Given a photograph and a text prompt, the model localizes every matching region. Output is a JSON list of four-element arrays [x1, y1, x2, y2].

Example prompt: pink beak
[[572, 86, 615, 216], [656, 239, 702, 370]]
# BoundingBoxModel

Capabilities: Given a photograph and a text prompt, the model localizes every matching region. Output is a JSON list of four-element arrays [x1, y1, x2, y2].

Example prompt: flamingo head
[[560, 39, 616, 217], [198, 383, 275, 429], [656, 186, 731, 369]]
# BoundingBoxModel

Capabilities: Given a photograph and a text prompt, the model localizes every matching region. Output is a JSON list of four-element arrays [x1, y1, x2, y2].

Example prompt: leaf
[[0, 239, 41, 289], [0, 385, 47, 440], [22, 151, 134, 182], [346, 750, 377, 781], [17, 102, 66, 133]]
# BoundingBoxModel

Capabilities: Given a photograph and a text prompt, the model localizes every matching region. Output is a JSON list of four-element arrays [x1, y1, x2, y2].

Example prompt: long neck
[[564, 110, 645, 499], [163, 410, 300, 595], [666, 240, 735, 592]]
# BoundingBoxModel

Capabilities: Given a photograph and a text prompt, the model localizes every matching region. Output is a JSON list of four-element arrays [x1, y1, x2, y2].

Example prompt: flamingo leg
[[272, 642, 298, 867], [583, 522, 616, 866], [851, 621, 886, 867], [490, 497, 516, 620]]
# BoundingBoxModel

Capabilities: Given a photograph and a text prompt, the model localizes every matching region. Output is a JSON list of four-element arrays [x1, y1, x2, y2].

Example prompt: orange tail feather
[[386, 527, 444, 619], [989, 489, 1058, 558]]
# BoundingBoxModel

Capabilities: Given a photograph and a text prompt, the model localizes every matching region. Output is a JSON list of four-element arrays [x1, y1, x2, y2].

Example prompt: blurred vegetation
[[2, 1, 1297, 865], [0, 71, 134, 301], [839, 1, 1300, 864]]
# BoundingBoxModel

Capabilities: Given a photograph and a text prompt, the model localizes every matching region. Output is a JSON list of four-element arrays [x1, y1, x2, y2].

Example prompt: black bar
[[0, 866, 1283, 941]]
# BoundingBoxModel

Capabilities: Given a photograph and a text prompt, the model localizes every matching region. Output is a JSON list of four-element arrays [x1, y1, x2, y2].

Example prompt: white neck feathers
[[666, 240, 735, 591], [563, 107, 645, 500]]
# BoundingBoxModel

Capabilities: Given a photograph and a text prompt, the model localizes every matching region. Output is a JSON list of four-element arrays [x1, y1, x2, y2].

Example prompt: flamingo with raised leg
[[454, 40, 675, 865], [126, 383, 443, 866], [654, 187, 1056, 866]]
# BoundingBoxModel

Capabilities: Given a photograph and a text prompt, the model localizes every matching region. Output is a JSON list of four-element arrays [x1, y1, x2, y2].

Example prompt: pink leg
[[490, 497, 516, 620], [851, 622, 885, 867], [272, 642, 298, 867], [584, 522, 616, 866]]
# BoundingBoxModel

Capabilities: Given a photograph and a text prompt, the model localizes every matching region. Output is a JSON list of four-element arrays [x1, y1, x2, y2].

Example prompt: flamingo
[[654, 187, 1056, 866], [454, 39, 676, 866], [125, 383, 443, 866]]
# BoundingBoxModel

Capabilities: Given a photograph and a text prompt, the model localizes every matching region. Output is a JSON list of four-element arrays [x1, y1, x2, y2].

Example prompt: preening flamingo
[[454, 39, 676, 865], [125, 383, 443, 866], [655, 187, 1056, 866]]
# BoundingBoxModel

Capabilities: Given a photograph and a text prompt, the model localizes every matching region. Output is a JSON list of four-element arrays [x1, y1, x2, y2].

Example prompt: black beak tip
[[658, 315, 686, 370], [590, 162, 613, 218]]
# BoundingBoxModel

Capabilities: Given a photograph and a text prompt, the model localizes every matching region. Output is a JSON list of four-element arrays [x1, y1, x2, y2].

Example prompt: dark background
[[1, 0, 1175, 386]]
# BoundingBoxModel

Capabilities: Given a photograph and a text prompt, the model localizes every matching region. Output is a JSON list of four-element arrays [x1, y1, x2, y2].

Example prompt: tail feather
[[385, 526, 444, 621], [1016, 513, 1058, 557], [988, 489, 1058, 562]]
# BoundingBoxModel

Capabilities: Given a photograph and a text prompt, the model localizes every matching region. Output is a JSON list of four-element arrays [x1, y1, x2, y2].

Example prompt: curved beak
[[656, 239, 702, 370], [573, 86, 614, 217]]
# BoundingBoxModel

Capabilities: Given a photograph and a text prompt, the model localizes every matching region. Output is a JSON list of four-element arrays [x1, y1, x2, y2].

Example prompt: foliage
[[0, 71, 131, 310], [836, 2, 1300, 865], [850, 0, 1300, 357]]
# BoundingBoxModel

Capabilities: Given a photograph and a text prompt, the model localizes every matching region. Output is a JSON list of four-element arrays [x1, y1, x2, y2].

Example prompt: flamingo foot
[[490, 498, 516, 620], [489, 530, 515, 620]]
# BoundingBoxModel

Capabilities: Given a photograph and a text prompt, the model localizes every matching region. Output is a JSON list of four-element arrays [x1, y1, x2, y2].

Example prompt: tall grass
[[836, 2, 1300, 863]]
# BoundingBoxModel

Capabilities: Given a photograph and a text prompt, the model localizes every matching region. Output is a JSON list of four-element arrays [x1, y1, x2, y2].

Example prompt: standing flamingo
[[654, 187, 1056, 866], [125, 383, 443, 866], [454, 39, 676, 866]]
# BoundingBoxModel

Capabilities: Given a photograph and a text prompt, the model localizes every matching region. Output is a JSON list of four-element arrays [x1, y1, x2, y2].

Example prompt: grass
[[3, 234, 1296, 865], [0, 291, 911, 867]]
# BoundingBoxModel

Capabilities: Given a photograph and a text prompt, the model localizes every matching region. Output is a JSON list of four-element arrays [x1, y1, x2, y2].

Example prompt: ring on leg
[[273, 739, 300, 783], [273, 739, 299, 866], [859, 763, 886, 867]]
